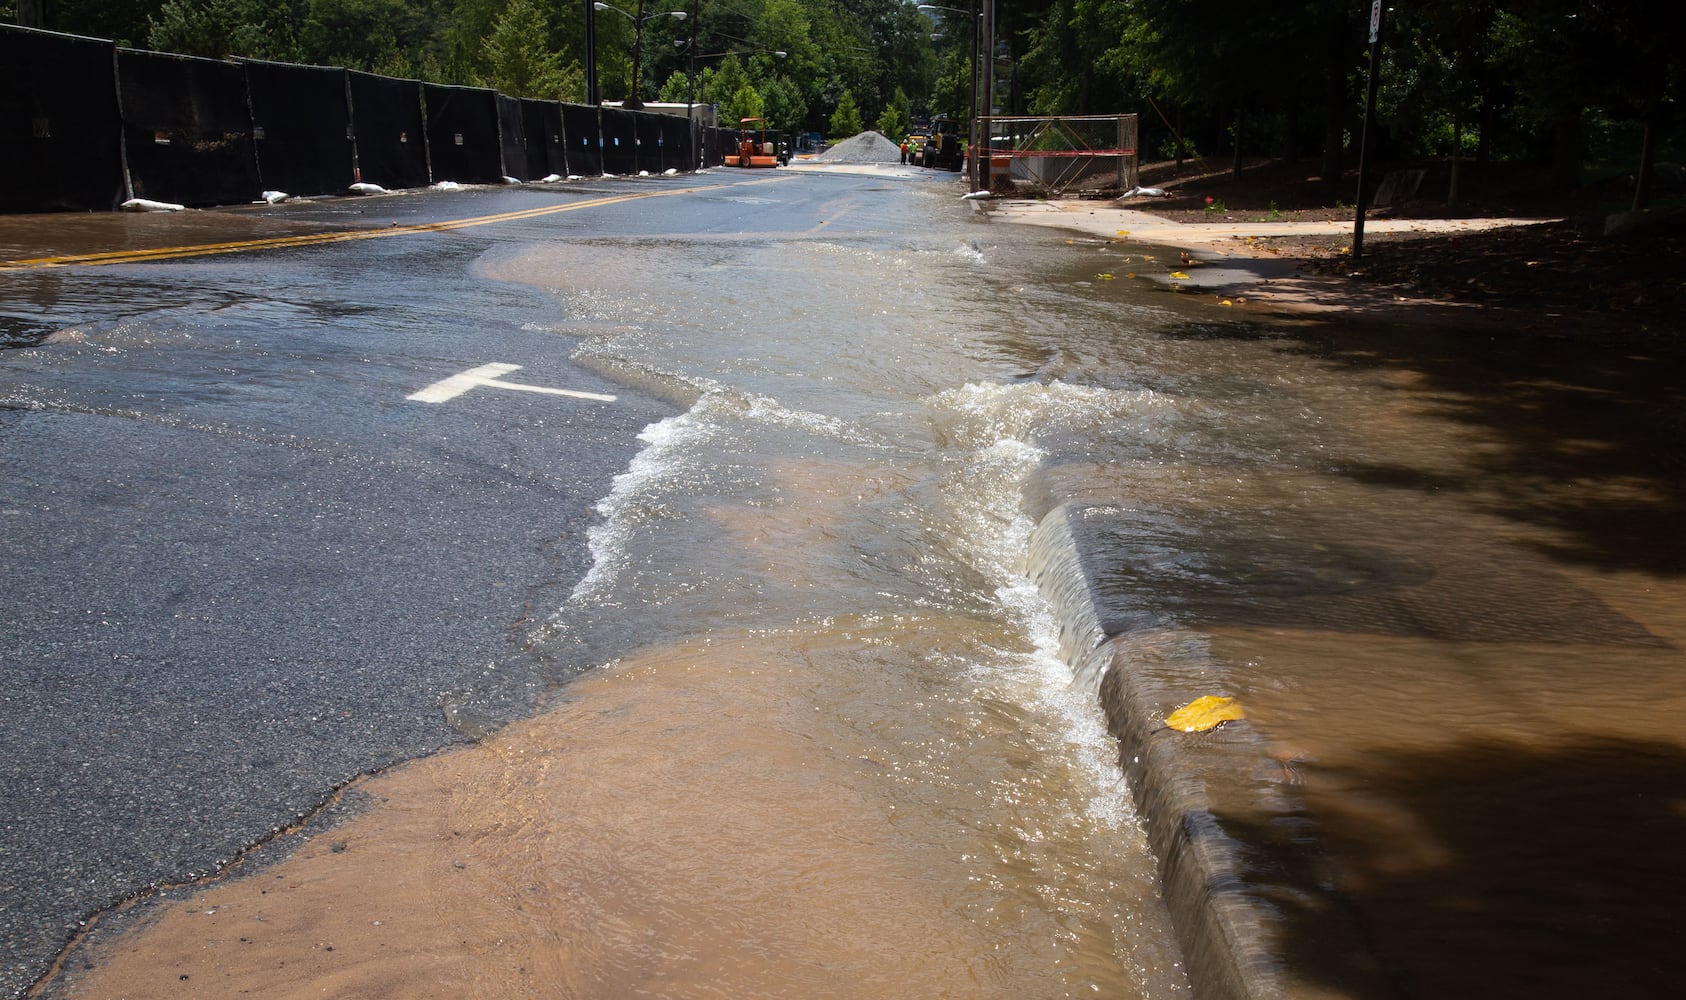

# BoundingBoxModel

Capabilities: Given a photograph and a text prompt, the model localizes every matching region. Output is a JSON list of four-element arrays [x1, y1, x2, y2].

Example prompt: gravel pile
[[813, 131, 905, 164]]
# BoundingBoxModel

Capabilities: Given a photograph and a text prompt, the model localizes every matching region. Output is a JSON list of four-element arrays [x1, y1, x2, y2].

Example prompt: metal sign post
[[1352, 0, 1385, 261]]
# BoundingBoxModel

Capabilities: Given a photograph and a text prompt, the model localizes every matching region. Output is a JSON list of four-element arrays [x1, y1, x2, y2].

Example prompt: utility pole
[[626, 0, 648, 109], [685, 0, 701, 168], [979, 0, 993, 191], [585, 0, 600, 106], [1352, 0, 1385, 262], [19, 0, 45, 27], [969, 0, 979, 191]]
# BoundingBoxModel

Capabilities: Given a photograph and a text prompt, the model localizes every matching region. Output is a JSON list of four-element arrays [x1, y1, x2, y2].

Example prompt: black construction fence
[[0, 22, 723, 214], [562, 102, 604, 177], [348, 70, 429, 191], [117, 48, 260, 208], [599, 107, 638, 176], [1, 26, 124, 212], [706, 127, 738, 167], [246, 59, 357, 196], [423, 82, 503, 185]]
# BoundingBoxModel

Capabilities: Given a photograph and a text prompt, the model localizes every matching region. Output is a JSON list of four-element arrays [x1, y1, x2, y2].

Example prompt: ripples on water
[[485, 180, 1686, 999], [23, 179, 1683, 998], [464, 207, 1198, 995]]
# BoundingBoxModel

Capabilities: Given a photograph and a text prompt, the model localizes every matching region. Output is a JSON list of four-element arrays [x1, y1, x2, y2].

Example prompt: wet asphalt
[[0, 180, 777, 996]]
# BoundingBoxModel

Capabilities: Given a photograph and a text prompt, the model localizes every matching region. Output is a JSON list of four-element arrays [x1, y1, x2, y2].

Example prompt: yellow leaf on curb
[[1165, 695, 1245, 733], [1221, 299, 1234, 307], [1169, 270, 1191, 280], [1097, 272, 1114, 280]]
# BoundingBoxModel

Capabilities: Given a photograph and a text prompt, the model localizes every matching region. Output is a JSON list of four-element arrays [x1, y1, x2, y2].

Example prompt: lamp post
[[917, 3, 980, 191], [585, 0, 598, 106], [594, 0, 687, 109]]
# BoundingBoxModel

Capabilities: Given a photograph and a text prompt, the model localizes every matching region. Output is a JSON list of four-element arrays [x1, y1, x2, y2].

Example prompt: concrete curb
[[1029, 507, 1390, 1000]]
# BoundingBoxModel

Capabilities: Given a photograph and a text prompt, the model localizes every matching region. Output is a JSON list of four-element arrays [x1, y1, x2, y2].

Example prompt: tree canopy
[[16, 0, 1681, 186], [17, 0, 941, 135]]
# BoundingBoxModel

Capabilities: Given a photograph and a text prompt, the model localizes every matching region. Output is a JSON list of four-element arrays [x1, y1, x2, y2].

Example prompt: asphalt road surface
[[0, 173, 878, 995]]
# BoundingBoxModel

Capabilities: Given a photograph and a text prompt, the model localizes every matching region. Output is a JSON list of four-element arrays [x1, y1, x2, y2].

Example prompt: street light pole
[[917, 3, 981, 191], [684, 0, 701, 166], [627, 0, 649, 108], [594, 1, 686, 109], [585, 0, 599, 106]]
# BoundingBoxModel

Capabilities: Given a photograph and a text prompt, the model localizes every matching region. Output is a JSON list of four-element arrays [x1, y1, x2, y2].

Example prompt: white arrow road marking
[[408, 362, 618, 404]]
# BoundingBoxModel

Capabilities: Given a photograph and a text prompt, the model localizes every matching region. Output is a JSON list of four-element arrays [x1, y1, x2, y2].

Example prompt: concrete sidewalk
[[983, 197, 1546, 253], [980, 197, 1556, 323]]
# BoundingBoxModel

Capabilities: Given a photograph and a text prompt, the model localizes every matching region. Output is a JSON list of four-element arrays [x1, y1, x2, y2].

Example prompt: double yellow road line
[[2, 179, 777, 271]]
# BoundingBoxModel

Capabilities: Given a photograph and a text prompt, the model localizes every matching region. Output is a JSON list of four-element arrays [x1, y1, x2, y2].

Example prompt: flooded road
[[7, 169, 1685, 999]]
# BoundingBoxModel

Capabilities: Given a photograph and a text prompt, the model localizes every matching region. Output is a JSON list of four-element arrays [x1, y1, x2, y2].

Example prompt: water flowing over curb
[[1026, 506, 1390, 1000]]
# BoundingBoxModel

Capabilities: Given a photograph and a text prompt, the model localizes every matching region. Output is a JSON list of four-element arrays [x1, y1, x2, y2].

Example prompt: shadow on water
[[1158, 317, 1686, 577], [1118, 313, 1686, 998], [1217, 735, 1686, 1000]]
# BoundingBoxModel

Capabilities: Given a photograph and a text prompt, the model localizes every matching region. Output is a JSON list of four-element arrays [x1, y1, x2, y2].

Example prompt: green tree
[[762, 75, 808, 133], [829, 88, 863, 138], [702, 54, 758, 122], [728, 82, 765, 122], [874, 86, 910, 138], [657, 69, 696, 104], [484, 0, 568, 99], [49, 0, 169, 46], [145, 0, 283, 59], [298, 0, 425, 73]]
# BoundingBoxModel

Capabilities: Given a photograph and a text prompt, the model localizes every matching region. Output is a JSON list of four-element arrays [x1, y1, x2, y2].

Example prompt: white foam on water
[[566, 386, 888, 608], [567, 404, 708, 606], [927, 379, 1174, 827], [931, 378, 1174, 451]]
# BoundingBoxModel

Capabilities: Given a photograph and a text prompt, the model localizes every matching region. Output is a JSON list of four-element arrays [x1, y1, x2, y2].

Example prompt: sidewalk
[[986, 198, 1539, 248], [981, 198, 1554, 324]]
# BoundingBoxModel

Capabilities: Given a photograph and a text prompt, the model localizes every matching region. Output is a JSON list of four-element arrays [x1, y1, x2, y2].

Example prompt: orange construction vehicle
[[726, 117, 782, 168]]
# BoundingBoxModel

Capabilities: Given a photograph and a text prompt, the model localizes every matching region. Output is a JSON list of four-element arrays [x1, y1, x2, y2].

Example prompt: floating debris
[[1164, 695, 1245, 733]]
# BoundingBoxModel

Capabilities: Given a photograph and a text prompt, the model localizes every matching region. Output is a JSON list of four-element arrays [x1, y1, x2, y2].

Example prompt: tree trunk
[[1231, 104, 1243, 180], [1477, 83, 1492, 165], [1447, 110, 1462, 209], [1321, 61, 1344, 183], [1285, 84, 1301, 163], [1632, 110, 1658, 212], [1550, 109, 1582, 192]]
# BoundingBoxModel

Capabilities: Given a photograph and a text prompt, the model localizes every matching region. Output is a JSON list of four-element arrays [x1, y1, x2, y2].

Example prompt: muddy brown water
[[45, 180, 1686, 999]]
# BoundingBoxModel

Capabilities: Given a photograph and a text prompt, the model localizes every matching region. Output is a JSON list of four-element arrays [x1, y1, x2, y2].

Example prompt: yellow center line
[[1, 179, 780, 271]]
